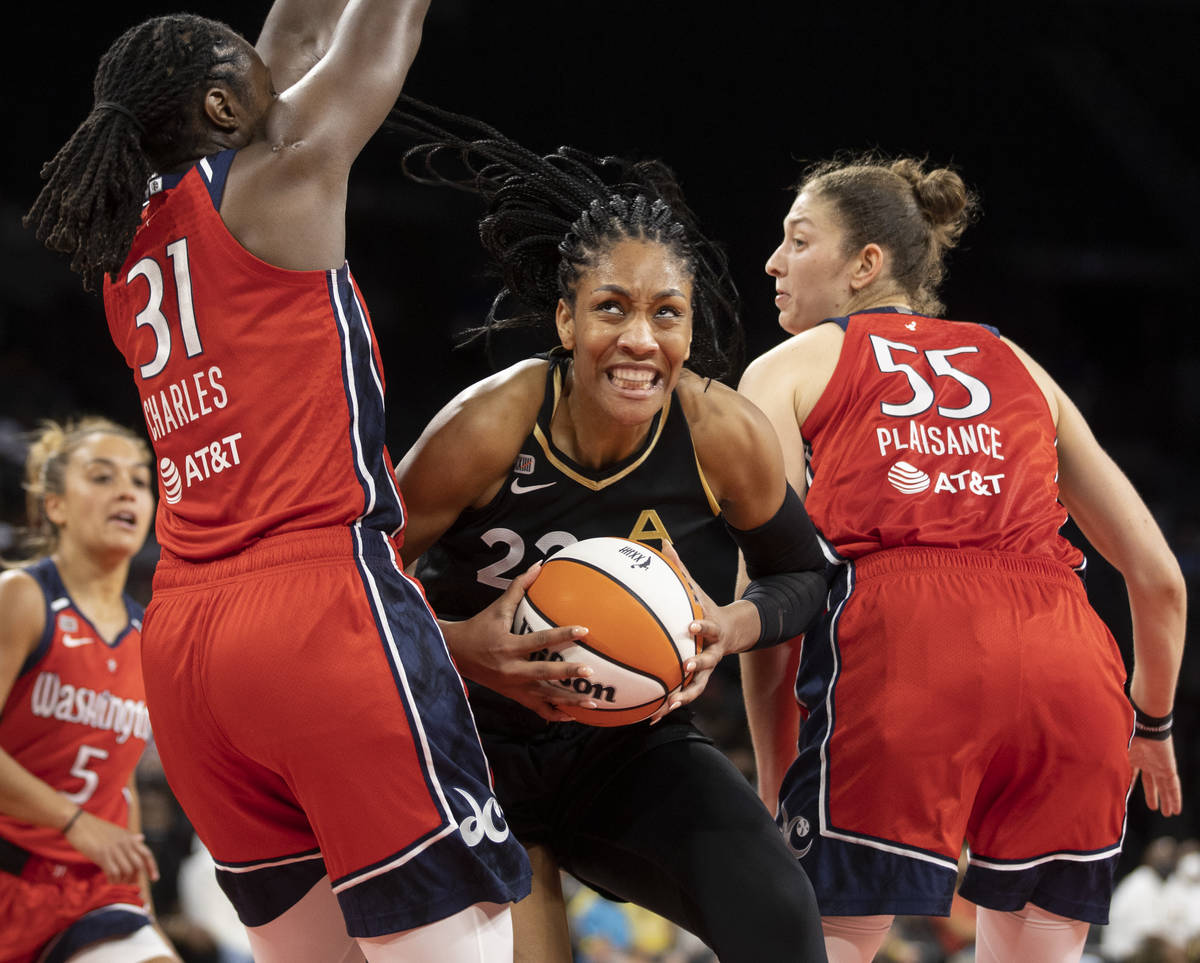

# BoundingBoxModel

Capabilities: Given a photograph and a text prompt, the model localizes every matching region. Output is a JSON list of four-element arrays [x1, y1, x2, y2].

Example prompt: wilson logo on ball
[[513, 536, 703, 726]]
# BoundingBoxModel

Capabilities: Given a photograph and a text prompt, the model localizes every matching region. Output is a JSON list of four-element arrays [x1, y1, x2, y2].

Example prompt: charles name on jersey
[[142, 364, 228, 442]]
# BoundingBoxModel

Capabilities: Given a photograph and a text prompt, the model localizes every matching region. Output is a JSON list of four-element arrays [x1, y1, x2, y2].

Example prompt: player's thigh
[[974, 904, 1088, 963], [565, 737, 824, 962], [357, 902, 513, 963], [244, 875, 363, 963], [63, 924, 177, 962]]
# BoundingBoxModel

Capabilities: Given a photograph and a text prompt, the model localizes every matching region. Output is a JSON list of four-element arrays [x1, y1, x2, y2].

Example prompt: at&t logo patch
[[887, 460, 930, 494], [159, 457, 183, 504]]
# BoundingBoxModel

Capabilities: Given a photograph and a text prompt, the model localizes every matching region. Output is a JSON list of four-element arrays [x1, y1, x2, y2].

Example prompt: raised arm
[[220, 0, 431, 269], [269, 0, 430, 164], [255, 0, 352, 93], [1008, 337, 1187, 816]]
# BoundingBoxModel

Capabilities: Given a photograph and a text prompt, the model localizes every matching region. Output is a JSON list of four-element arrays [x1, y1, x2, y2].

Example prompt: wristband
[[62, 806, 84, 834], [1130, 697, 1173, 741]]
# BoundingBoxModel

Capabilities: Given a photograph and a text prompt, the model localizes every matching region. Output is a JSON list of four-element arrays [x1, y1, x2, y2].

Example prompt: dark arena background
[[3, 1, 1198, 959]]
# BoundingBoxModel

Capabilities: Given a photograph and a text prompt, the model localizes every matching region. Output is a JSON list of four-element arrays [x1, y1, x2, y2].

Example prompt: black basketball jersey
[[416, 354, 736, 622]]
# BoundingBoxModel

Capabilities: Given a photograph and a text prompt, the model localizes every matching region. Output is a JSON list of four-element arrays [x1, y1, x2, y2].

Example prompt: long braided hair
[[389, 95, 744, 382], [24, 15, 248, 293]]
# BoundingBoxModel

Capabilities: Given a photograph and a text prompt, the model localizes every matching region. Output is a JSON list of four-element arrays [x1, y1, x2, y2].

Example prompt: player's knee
[[821, 914, 894, 963], [975, 903, 1088, 963]]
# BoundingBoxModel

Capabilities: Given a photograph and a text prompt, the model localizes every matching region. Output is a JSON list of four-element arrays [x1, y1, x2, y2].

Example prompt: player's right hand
[[440, 563, 595, 722], [65, 809, 160, 885], [1129, 734, 1183, 817]]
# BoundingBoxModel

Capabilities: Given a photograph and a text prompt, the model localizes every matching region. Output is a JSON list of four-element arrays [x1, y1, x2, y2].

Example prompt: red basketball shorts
[[142, 525, 531, 937], [0, 854, 144, 962], [781, 547, 1133, 923]]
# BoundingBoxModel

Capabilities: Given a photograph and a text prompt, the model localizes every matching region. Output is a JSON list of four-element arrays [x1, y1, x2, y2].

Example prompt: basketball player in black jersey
[[390, 99, 830, 963]]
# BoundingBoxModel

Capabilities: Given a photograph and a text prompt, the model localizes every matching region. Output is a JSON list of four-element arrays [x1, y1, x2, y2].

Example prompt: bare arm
[[1008, 337, 1186, 816], [0, 571, 74, 829], [0, 572, 159, 882], [733, 330, 839, 805], [222, 0, 431, 269], [734, 352, 810, 805], [395, 363, 597, 718], [656, 377, 825, 733], [254, 0, 352, 93], [269, 0, 430, 164]]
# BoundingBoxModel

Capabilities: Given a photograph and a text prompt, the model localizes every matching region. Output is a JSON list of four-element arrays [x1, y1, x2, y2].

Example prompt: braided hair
[[24, 15, 248, 293], [389, 95, 744, 381]]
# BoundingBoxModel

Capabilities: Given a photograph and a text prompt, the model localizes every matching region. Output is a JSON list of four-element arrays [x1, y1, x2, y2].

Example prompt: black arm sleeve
[[723, 485, 828, 649]]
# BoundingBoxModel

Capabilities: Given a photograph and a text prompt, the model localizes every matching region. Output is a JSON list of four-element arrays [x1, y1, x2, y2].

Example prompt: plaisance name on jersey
[[876, 420, 1005, 461]]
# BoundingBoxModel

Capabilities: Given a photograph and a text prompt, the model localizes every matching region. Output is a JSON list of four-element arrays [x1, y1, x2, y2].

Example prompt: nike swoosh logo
[[62, 634, 94, 648], [510, 479, 557, 495]]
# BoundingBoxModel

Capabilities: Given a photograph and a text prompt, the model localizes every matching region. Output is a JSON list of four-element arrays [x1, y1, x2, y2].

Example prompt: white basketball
[[512, 536, 703, 726]]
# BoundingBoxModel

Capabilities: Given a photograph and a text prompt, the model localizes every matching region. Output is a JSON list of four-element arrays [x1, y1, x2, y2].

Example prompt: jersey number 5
[[869, 334, 992, 419], [126, 237, 203, 379], [63, 744, 110, 805]]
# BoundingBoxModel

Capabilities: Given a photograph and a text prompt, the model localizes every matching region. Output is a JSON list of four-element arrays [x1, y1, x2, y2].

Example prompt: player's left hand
[[647, 542, 760, 724], [1129, 734, 1183, 817], [439, 562, 595, 722]]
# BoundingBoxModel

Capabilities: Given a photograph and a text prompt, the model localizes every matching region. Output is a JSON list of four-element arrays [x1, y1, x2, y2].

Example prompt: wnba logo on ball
[[158, 457, 183, 504]]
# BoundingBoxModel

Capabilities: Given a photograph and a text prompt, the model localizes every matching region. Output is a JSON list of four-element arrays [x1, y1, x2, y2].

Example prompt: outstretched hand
[[66, 809, 159, 885], [440, 563, 596, 722], [1129, 735, 1183, 817], [647, 543, 760, 724]]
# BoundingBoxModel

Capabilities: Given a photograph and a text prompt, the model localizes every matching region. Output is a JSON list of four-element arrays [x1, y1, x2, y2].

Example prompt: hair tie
[[95, 100, 145, 134]]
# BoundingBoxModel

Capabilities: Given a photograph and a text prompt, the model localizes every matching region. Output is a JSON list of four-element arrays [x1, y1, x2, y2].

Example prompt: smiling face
[[555, 237, 693, 460], [43, 432, 153, 563], [765, 189, 859, 335]]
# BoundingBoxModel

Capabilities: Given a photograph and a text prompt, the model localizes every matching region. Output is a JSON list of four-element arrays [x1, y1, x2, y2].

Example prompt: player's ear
[[848, 242, 886, 294], [202, 83, 240, 132], [555, 299, 576, 351], [43, 492, 67, 528]]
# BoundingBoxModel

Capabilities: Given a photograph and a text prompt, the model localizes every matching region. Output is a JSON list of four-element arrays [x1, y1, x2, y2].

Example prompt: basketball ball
[[512, 536, 704, 726]]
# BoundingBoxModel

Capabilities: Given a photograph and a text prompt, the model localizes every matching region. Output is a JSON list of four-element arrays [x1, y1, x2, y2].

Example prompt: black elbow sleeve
[[725, 486, 828, 649]]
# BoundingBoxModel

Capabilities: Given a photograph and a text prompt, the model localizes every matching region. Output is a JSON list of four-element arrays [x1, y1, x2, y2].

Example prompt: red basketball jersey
[[103, 150, 406, 560], [0, 559, 150, 863], [802, 310, 1083, 566]]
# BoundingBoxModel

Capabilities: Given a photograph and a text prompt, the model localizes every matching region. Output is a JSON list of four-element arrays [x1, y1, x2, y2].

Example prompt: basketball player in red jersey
[[24, 2, 589, 960], [0, 417, 177, 962], [390, 101, 829, 963], [738, 156, 1187, 963]]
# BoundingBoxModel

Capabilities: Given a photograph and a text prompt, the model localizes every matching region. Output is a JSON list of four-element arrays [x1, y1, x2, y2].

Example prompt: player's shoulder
[[0, 566, 47, 653], [442, 358, 546, 430], [676, 370, 778, 455], [410, 358, 547, 473], [0, 565, 42, 601], [741, 323, 843, 387]]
